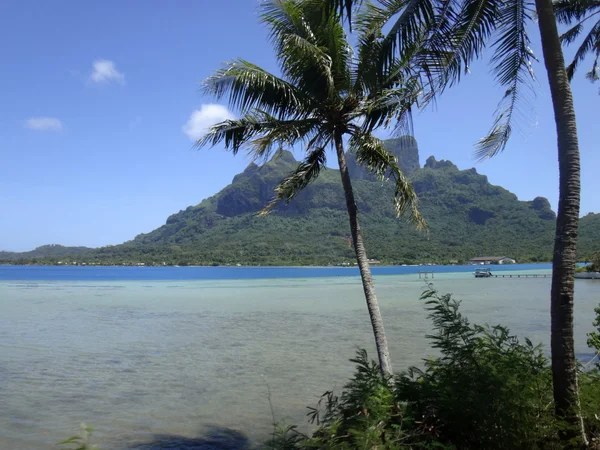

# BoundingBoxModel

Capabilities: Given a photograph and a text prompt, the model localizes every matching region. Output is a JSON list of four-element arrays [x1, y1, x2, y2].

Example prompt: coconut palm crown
[[199, 0, 427, 223], [197, 0, 444, 377]]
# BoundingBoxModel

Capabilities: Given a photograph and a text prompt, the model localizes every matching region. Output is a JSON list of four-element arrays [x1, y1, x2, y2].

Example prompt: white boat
[[474, 268, 493, 278]]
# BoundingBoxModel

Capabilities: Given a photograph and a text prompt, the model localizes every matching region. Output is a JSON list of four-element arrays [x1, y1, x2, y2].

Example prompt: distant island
[[2, 138, 599, 267]]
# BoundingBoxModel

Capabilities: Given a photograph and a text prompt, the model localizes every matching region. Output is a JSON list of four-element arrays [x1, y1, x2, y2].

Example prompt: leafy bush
[[266, 287, 582, 450], [265, 350, 411, 450], [588, 305, 600, 369], [579, 370, 600, 446], [396, 288, 558, 450]]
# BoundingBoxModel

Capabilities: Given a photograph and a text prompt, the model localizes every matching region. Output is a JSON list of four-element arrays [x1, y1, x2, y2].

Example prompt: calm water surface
[[1, 265, 598, 449]]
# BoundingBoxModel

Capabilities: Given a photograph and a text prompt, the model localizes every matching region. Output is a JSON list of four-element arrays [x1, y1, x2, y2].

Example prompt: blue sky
[[0, 0, 597, 252]]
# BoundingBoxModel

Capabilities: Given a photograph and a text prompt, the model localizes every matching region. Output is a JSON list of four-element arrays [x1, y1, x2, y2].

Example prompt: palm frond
[[359, 74, 421, 132], [433, 0, 504, 88], [355, 19, 429, 95], [261, 0, 337, 100], [554, 0, 600, 83], [259, 147, 328, 215], [349, 132, 425, 228], [476, 0, 537, 160], [585, 51, 600, 82], [326, 0, 362, 26], [564, 20, 600, 81], [560, 22, 585, 46], [196, 110, 321, 161], [203, 59, 315, 119], [355, 0, 436, 73], [554, 0, 600, 23]]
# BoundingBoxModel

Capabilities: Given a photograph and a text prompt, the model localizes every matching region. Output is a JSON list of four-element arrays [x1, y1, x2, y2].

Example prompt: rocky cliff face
[[528, 196, 556, 220], [424, 155, 458, 170]]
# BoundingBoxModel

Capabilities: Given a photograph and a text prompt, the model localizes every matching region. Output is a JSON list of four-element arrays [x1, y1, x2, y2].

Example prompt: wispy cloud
[[182, 104, 235, 141], [89, 59, 125, 85], [24, 117, 63, 132]]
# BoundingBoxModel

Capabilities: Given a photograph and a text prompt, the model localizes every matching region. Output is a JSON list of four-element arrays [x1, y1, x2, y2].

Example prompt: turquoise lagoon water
[[0, 265, 598, 449]]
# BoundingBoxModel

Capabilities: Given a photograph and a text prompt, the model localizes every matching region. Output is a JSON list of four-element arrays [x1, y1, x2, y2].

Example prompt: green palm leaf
[[555, 0, 600, 84], [262, 0, 338, 99], [259, 148, 328, 215], [203, 59, 316, 119], [326, 0, 362, 25], [564, 21, 600, 81], [197, 111, 321, 161], [349, 132, 425, 228], [475, 0, 537, 160]]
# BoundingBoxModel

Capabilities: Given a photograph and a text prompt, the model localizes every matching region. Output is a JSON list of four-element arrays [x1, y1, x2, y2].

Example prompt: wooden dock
[[492, 273, 549, 278]]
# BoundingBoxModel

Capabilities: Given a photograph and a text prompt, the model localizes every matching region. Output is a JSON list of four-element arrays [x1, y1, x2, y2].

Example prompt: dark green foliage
[[304, 350, 405, 449], [263, 288, 568, 450], [0, 244, 92, 261], [265, 289, 600, 450], [579, 370, 600, 444], [397, 288, 557, 449], [554, 0, 600, 89], [587, 305, 600, 369], [579, 214, 600, 260], [266, 350, 411, 450]]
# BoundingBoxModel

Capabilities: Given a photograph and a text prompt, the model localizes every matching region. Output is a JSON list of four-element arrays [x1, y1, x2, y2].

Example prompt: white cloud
[[89, 59, 125, 84], [24, 117, 63, 132], [182, 104, 236, 141]]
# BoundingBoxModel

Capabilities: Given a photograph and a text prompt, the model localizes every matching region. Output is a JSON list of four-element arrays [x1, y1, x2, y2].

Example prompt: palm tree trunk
[[534, 0, 587, 445], [334, 133, 393, 379]]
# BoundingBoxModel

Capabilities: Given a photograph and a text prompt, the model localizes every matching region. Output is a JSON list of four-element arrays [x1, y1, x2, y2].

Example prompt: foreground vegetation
[[579, 254, 600, 273], [263, 289, 600, 450]]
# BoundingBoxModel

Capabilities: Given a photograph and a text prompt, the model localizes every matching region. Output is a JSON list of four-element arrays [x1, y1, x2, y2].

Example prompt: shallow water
[[1, 267, 598, 449]]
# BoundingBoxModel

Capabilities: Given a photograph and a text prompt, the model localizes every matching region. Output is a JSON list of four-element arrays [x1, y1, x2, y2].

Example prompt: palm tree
[[555, 0, 600, 90], [534, 1, 587, 445], [198, 0, 429, 378], [330, 0, 587, 445]]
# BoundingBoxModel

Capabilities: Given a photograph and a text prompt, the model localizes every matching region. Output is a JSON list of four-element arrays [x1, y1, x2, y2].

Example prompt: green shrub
[[579, 370, 600, 445], [266, 287, 571, 450], [265, 350, 410, 449], [588, 305, 600, 369], [396, 287, 558, 450]]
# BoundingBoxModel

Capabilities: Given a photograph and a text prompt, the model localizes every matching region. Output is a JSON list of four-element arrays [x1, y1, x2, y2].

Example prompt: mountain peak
[[424, 156, 458, 170], [274, 149, 297, 164]]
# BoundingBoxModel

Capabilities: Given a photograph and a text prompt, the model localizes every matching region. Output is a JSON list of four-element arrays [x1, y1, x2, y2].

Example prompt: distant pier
[[492, 273, 549, 278]]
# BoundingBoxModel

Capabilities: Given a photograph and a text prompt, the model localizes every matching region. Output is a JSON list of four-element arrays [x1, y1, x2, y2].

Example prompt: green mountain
[[579, 213, 600, 260], [0, 244, 92, 261], [3, 139, 598, 266]]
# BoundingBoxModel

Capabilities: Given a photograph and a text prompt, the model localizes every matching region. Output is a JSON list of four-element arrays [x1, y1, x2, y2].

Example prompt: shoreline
[[0, 261, 554, 268], [0, 263, 554, 283]]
